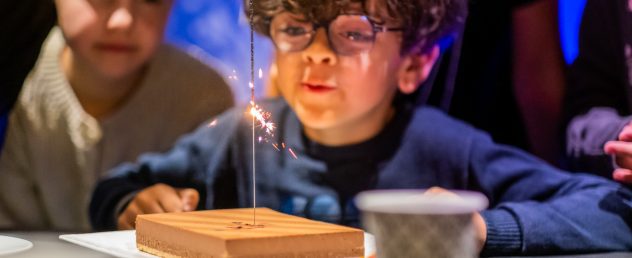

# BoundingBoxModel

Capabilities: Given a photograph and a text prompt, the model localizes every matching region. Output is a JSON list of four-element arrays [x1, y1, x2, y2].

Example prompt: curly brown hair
[[245, 0, 467, 54]]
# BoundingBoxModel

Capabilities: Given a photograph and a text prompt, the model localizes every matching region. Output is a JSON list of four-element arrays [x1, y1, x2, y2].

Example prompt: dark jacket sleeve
[[564, 0, 631, 174], [89, 108, 243, 230], [468, 132, 632, 256]]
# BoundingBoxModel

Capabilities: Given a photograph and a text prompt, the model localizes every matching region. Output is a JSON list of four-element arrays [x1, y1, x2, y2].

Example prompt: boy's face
[[55, 0, 173, 79], [273, 2, 437, 145]]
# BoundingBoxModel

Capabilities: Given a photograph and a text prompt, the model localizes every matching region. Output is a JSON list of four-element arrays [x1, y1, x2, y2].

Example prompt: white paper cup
[[356, 189, 488, 258]]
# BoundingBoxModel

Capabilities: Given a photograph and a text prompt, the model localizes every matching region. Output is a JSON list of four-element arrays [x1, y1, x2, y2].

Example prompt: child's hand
[[117, 183, 199, 230], [604, 124, 632, 184], [424, 187, 487, 253]]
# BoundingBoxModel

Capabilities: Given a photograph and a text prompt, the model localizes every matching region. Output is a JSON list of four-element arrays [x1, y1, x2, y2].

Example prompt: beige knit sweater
[[0, 28, 234, 231]]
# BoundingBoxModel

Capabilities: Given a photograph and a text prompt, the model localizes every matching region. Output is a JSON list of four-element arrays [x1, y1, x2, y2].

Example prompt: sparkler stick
[[245, 0, 296, 226], [249, 0, 256, 226]]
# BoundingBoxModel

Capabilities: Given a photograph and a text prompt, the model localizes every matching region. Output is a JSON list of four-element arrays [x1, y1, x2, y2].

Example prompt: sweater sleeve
[[0, 105, 49, 229], [89, 107, 244, 230], [468, 132, 632, 256]]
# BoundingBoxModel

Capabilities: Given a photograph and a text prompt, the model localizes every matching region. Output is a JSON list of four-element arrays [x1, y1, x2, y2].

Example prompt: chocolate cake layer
[[136, 208, 364, 257]]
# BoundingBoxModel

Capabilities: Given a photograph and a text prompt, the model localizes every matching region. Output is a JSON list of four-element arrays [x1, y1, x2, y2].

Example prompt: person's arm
[[565, 0, 629, 174], [513, 0, 566, 165], [89, 108, 242, 230], [467, 132, 632, 256]]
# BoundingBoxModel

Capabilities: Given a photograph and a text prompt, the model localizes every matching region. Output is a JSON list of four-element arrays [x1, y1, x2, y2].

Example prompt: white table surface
[[1, 231, 630, 258], [1, 231, 110, 257]]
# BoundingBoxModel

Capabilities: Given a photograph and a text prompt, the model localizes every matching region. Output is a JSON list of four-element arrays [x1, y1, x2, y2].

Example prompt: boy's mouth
[[95, 43, 138, 53], [301, 82, 336, 93]]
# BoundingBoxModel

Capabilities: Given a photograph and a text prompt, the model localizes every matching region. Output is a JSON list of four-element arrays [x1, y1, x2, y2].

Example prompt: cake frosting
[[136, 208, 364, 257]]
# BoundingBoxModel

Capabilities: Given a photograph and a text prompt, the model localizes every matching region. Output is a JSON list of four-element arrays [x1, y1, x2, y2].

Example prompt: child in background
[[91, 0, 631, 255], [0, 0, 234, 231], [565, 0, 632, 185]]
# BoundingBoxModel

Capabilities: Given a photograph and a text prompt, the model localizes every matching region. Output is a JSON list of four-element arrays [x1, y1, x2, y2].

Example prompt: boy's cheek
[[275, 56, 305, 83], [274, 69, 301, 95], [339, 55, 373, 75]]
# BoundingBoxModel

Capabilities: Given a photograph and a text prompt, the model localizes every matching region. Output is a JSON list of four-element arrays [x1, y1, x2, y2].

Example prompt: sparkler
[[249, 0, 257, 226], [250, 105, 275, 136], [246, 0, 297, 227], [232, 68, 293, 150]]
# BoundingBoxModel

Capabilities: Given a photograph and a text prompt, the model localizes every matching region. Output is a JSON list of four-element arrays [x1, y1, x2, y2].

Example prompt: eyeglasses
[[269, 12, 404, 56]]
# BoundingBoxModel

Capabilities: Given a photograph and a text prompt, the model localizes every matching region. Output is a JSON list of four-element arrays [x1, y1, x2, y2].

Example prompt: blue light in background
[[164, 0, 588, 94], [164, 0, 274, 103], [559, 0, 587, 64]]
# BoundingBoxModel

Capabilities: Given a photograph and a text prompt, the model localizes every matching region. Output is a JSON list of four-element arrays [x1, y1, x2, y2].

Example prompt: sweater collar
[[36, 27, 102, 147], [280, 101, 413, 165]]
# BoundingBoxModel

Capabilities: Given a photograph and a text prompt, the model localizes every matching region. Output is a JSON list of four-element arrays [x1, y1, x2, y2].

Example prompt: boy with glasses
[[91, 0, 632, 255]]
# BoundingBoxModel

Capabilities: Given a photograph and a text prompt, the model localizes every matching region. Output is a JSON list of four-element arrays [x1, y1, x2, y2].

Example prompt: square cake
[[136, 208, 364, 257]]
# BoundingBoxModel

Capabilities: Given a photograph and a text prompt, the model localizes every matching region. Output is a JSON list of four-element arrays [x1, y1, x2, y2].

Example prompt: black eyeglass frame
[[267, 13, 404, 56]]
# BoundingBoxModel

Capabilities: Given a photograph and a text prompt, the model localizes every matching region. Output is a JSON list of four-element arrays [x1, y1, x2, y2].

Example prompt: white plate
[[0, 235, 33, 256], [61, 230, 375, 258]]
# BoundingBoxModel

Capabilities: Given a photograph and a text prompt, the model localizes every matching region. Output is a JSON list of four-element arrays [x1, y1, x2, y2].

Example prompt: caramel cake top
[[137, 208, 362, 239], [136, 208, 364, 257]]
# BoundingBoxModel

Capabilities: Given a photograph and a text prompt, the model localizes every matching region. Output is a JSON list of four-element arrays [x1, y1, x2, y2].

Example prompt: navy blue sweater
[[91, 98, 632, 256]]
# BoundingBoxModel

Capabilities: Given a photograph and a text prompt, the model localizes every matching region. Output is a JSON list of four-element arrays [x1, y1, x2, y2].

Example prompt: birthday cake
[[136, 208, 364, 257]]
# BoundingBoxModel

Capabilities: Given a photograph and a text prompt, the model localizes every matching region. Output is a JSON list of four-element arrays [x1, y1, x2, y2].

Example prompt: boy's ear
[[397, 45, 440, 94]]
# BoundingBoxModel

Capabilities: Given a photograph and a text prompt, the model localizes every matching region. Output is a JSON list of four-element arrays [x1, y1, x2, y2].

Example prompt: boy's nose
[[107, 6, 134, 31], [302, 29, 337, 66]]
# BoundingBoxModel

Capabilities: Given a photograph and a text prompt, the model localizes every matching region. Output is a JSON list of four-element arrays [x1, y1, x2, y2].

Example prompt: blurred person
[[565, 0, 632, 185], [426, 0, 566, 165], [0, 0, 234, 231]]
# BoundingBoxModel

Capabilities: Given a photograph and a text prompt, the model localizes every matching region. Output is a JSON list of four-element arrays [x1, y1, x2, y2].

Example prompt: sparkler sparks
[[231, 67, 297, 158], [270, 143, 297, 159], [288, 148, 298, 159], [248, 102, 299, 160], [225, 71, 297, 160], [228, 69, 239, 81], [249, 104, 275, 136]]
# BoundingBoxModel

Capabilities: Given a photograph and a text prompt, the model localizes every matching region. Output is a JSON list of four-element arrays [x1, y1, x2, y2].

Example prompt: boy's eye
[[279, 26, 310, 37], [331, 16, 375, 43], [338, 30, 374, 42]]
